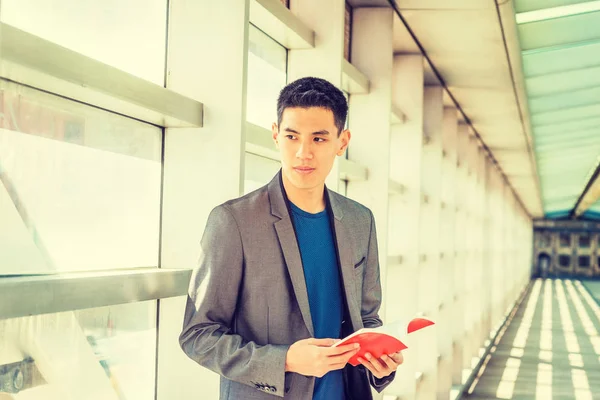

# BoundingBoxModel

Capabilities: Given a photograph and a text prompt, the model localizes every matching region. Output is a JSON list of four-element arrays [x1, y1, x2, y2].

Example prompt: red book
[[332, 317, 435, 367]]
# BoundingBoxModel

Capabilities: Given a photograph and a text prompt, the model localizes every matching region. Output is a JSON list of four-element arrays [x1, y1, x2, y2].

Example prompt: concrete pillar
[[465, 136, 481, 364], [288, 0, 345, 192], [158, 1, 250, 399], [346, 7, 393, 323], [416, 85, 443, 400], [455, 123, 471, 374], [451, 124, 468, 388], [386, 54, 424, 399], [482, 157, 494, 346], [437, 107, 458, 399]]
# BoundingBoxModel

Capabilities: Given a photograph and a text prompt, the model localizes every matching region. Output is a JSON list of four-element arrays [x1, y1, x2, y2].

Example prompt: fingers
[[389, 351, 404, 365], [379, 354, 398, 370], [328, 346, 360, 364], [323, 343, 360, 356], [358, 352, 394, 379], [364, 353, 386, 372], [308, 338, 340, 347]]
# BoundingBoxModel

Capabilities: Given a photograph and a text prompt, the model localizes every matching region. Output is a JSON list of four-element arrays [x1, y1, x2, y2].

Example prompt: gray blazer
[[180, 171, 395, 399]]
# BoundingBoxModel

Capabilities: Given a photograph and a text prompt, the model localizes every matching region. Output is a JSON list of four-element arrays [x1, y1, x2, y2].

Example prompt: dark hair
[[277, 77, 348, 135]]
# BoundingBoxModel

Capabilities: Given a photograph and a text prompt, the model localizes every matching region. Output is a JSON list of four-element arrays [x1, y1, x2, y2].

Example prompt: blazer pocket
[[353, 256, 366, 270]]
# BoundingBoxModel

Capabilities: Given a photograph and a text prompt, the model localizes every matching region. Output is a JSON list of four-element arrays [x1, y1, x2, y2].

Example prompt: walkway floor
[[466, 278, 600, 399]]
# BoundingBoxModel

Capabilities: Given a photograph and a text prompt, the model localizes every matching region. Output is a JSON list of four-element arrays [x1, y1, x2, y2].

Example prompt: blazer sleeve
[[179, 205, 291, 398], [361, 209, 396, 392]]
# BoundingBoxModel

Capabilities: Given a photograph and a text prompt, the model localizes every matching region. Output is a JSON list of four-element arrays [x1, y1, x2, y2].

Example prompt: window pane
[[578, 255, 590, 268], [559, 255, 571, 267], [579, 233, 591, 248], [0, 300, 156, 400], [1, 0, 167, 85], [246, 24, 287, 130], [0, 81, 162, 274], [559, 232, 571, 247], [244, 153, 281, 194]]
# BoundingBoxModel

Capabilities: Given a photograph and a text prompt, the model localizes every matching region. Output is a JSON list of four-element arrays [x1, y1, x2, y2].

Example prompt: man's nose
[[296, 141, 313, 159]]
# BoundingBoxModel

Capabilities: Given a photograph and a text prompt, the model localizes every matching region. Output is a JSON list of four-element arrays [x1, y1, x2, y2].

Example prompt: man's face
[[272, 107, 350, 192]]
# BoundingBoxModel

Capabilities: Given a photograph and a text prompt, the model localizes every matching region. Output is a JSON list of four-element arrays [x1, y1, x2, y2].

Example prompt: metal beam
[[0, 23, 203, 128], [570, 159, 600, 218], [0, 268, 191, 319]]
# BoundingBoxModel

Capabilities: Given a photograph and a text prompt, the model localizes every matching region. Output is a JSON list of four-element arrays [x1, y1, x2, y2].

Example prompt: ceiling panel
[[518, 11, 600, 51], [389, 1, 543, 217], [522, 39, 600, 77], [531, 103, 600, 126], [514, 0, 595, 13], [534, 117, 600, 136], [536, 135, 600, 151], [529, 87, 600, 113], [393, 0, 488, 10], [525, 65, 600, 97]]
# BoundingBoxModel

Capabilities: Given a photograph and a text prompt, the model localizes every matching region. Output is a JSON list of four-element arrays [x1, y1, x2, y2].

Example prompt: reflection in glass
[[0, 80, 162, 274], [0, 301, 157, 400], [246, 24, 287, 130]]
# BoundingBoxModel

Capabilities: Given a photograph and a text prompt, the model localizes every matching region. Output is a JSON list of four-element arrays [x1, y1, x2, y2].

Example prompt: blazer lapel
[[328, 190, 363, 331], [269, 173, 315, 337]]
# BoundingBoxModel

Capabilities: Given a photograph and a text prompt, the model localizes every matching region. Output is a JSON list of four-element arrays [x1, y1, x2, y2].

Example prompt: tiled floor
[[466, 278, 600, 399]]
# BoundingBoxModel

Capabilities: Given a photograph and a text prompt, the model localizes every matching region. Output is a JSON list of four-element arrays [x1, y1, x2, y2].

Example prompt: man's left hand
[[357, 351, 404, 379]]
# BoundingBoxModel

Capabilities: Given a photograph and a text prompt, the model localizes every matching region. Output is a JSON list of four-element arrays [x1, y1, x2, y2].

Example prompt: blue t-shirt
[[289, 202, 345, 400]]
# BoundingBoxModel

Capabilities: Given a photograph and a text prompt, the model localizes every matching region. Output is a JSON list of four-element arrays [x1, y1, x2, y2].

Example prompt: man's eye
[[314, 137, 326, 142], [285, 135, 296, 140]]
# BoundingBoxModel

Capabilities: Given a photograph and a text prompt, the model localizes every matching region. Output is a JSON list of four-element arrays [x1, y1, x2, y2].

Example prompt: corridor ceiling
[[351, 0, 600, 220], [383, 0, 545, 218], [514, 0, 600, 220]]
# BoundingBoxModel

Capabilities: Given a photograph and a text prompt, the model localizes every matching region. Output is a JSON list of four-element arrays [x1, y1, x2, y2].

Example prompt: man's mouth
[[293, 166, 315, 174]]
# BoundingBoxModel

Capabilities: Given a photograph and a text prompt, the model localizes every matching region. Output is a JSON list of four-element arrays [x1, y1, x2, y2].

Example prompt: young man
[[180, 77, 402, 399]]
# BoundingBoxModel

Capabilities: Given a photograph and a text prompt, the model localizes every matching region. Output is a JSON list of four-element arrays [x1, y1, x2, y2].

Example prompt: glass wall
[[245, 24, 287, 131], [0, 301, 156, 400], [0, 81, 162, 274], [1, 0, 168, 85], [244, 24, 287, 193]]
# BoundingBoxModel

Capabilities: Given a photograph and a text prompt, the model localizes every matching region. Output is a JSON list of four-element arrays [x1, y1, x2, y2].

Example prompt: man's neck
[[282, 174, 326, 214]]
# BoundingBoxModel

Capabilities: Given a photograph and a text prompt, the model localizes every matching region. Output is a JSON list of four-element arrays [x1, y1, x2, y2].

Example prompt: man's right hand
[[285, 338, 360, 378]]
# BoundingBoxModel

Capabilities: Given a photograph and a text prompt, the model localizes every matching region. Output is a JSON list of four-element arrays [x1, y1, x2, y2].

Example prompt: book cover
[[332, 317, 435, 367]]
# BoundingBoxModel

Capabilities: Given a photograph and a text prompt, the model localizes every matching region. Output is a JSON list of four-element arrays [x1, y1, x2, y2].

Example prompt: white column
[[438, 107, 458, 398], [346, 8, 393, 324], [482, 157, 494, 343], [455, 123, 470, 373], [451, 123, 467, 387], [386, 54, 424, 399], [465, 135, 480, 363], [157, 1, 250, 399], [288, 0, 345, 192], [491, 167, 505, 327], [416, 85, 443, 400]]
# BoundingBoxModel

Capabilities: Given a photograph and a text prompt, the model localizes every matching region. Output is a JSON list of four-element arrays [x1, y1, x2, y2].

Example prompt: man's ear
[[337, 129, 351, 156], [272, 122, 279, 148]]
